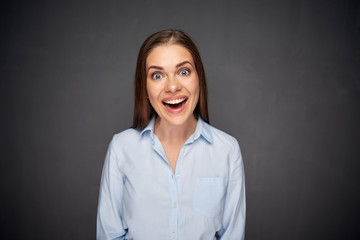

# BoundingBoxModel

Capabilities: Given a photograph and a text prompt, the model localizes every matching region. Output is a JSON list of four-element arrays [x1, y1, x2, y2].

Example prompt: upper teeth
[[164, 98, 186, 105]]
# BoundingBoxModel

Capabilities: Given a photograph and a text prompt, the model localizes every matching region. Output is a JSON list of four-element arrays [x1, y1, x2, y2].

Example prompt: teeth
[[164, 98, 186, 105]]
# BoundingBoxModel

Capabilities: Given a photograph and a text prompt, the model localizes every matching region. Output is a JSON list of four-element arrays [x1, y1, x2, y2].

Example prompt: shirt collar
[[140, 115, 213, 144], [190, 116, 213, 144], [140, 115, 156, 139]]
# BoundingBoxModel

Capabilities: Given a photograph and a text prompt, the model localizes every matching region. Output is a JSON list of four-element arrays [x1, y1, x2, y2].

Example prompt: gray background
[[1, 0, 360, 239]]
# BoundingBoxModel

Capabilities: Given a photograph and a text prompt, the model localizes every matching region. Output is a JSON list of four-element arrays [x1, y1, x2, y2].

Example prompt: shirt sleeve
[[217, 140, 246, 240], [97, 136, 127, 240]]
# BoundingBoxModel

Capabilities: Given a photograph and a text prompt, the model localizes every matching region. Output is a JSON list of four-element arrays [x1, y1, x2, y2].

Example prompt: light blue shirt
[[97, 116, 246, 240]]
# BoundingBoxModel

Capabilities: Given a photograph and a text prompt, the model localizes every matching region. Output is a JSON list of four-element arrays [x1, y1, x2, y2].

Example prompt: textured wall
[[1, 0, 359, 239]]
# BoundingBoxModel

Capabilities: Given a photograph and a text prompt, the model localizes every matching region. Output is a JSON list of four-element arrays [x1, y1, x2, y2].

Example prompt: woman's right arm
[[97, 137, 127, 240]]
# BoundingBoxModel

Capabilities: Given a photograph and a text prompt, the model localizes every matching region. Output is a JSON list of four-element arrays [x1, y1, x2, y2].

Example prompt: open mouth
[[162, 97, 188, 109]]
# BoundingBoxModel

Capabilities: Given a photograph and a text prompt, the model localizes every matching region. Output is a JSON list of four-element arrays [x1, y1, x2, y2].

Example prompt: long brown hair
[[131, 29, 209, 129]]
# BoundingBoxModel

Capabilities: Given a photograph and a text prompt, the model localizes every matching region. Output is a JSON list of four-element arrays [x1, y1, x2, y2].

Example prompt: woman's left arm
[[217, 140, 246, 240]]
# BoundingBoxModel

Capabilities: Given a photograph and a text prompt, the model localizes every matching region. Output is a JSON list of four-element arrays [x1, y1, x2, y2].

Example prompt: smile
[[162, 97, 188, 110]]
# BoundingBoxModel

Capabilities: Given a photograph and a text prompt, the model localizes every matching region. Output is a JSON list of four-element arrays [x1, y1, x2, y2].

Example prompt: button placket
[[169, 146, 187, 240], [169, 171, 178, 239]]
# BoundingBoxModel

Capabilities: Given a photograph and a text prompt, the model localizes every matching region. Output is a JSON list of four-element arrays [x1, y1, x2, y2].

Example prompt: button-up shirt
[[97, 116, 246, 239]]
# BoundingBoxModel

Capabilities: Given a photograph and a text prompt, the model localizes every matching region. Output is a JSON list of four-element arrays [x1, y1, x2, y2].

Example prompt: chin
[[163, 113, 195, 126]]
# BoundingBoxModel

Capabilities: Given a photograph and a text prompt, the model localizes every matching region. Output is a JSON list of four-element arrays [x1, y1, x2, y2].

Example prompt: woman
[[97, 30, 246, 240]]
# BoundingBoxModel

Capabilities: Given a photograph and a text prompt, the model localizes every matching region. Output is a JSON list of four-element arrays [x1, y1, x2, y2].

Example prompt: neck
[[154, 115, 197, 144]]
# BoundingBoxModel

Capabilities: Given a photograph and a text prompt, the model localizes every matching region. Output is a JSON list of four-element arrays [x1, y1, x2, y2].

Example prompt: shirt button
[[173, 203, 177, 208], [176, 175, 181, 179], [172, 232, 176, 238]]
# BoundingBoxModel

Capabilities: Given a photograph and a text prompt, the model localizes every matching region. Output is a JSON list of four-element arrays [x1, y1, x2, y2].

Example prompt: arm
[[217, 141, 246, 240], [97, 137, 127, 240]]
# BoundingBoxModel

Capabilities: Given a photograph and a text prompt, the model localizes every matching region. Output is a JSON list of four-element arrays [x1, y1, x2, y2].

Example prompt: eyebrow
[[147, 61, 193, 72], [176, 61, 193, 68]]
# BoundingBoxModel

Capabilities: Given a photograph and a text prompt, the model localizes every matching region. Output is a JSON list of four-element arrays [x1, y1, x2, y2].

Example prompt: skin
[[146, 44, 200, 172]]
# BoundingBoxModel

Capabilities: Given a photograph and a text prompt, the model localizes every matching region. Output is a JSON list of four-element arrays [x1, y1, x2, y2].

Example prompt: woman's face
[[146, 44, 199, 127]]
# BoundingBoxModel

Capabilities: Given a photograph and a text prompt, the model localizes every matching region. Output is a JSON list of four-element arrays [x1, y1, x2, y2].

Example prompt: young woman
[[97, 30, 246, 240]]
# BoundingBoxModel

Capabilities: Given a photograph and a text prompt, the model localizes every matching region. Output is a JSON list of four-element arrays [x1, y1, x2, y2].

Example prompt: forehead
[[146, 44, 194, 67]]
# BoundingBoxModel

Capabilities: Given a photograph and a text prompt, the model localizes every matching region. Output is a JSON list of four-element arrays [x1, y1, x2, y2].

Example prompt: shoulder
[[109, 128, 142, 151], [207, 124, 241, 155], [208, 124, 239, 147], [112, 128, 141, 141]]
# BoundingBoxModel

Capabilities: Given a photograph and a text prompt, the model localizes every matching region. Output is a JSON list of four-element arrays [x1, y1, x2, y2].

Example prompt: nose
[[165, 75, 181, 93]]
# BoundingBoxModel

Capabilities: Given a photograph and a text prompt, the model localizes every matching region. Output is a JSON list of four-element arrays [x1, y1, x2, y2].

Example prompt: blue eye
[[179, 69, 189, 76], [152, 73, 163, 79]]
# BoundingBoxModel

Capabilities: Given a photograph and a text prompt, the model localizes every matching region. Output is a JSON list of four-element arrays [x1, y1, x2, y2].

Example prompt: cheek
[[146, 87, 157, 110], [146, 81, 160, 101], [194, 88, 200, 105], [146, 80, 153, 97], [191, 78, 200, 97]]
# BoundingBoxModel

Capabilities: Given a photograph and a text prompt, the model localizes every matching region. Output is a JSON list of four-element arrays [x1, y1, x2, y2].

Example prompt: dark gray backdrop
[[1, 0, 359, 239]]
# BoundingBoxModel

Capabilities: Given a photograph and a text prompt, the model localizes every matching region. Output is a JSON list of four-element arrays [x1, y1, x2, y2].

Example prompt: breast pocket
[[193, 177, 226, 218]]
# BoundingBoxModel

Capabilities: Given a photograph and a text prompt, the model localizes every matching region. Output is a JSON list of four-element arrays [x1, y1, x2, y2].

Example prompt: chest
[[119, 141, 230, 198]]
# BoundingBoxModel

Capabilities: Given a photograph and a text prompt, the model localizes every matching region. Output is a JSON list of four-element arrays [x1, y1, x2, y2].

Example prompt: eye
[[152, 72, 163, 80], [179, 69, 190, 76]]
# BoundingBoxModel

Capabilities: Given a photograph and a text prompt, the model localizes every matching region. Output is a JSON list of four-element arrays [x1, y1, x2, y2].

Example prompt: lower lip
[[163, 100, 187, 114]]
